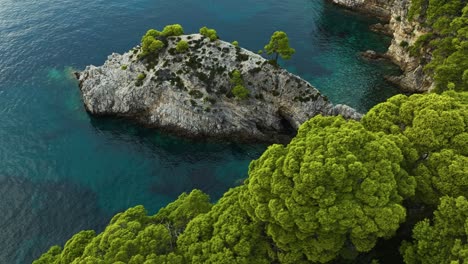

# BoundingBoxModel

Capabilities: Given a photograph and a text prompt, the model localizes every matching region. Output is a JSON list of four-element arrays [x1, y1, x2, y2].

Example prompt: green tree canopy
[[408, 1, 468, 92], [401, 196, 468, 264], [264, 31, 295, 62], [177, 187, 276, 264], [34, 90, 467, 264], [240, 115, 415, 263], [140, 32, 165, 58], [363, 92, 468, 205], [176, 40, 189, 53], [161, 24, 184, 37], [199, 26, 218, 41]]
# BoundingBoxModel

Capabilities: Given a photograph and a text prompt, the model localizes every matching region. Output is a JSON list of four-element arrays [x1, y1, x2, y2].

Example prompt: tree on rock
[[264, 31, 295, 63], [140, 29, 165, 58], [161, 24, 184, 37], [199, 26, 218, 41], [362, 91, 468, 206]]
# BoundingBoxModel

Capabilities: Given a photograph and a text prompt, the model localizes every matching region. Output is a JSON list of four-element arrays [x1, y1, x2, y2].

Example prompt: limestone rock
[[77, 34, 361, 142]]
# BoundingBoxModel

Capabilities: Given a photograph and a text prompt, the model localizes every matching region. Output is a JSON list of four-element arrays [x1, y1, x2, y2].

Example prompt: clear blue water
[[0, 0, 400, 262]]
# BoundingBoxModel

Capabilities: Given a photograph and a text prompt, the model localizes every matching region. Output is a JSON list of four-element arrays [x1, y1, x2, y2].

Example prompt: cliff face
[[332, 0, 433, 92], [331, 0, 394, 20], [77, 34, 361, 142], [386, 0, 433, 92]]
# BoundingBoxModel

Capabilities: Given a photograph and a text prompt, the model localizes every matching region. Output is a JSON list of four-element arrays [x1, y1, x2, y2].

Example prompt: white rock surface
[[77, 34, 361, 142]]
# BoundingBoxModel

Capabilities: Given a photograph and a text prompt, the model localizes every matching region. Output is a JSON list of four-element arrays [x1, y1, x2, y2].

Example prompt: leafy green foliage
[[178, 187, 277, 264], [240, 115, 414, 263], [401, 196, 468, 264], [264, 31, 295, 62], [232, 40, 239, 47], [140, 29, 165, 59], [34, 190, 210, 263], [33, 246, 62, 264], [363, 92, 468, 205], [230, 70, 249, 99], [176, 40, 189, 53], [35, 91, 467, 264], [232, 85, 250, 99], [408, 1, 468, 92], [199, 26, 218, 41], [161, 24, 184, 37], [139, 24, 183, 59]]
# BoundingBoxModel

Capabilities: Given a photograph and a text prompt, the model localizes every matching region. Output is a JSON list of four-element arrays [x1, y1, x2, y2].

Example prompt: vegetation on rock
[[264, 31, 295, 63], [175, 40, 189, 53], [230, 69, 249, 99], [161, 24, 184, 37], [199, 26, 218, 41], [408, 1, 468, 92]]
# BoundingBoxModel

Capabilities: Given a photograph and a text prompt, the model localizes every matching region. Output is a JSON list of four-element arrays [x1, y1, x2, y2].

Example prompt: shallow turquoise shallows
[[0, 0, 400, 262]]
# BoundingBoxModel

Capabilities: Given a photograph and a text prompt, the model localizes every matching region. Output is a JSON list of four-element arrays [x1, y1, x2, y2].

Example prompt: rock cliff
[[331, 0, 394, 20], [385, 0, 433, 92], [332, 0, 433, 92], [77, 34, 361, 142]]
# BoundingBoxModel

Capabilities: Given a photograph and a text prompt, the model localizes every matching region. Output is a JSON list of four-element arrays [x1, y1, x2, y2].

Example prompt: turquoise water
[[0, 0, 400, 262]]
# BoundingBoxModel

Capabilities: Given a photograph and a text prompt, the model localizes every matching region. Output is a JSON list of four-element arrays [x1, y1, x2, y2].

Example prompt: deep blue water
[[0, 0, 400, 263]]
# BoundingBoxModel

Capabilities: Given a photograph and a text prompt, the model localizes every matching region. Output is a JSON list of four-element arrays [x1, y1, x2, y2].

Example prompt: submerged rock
[[77, 34, 361, 142]]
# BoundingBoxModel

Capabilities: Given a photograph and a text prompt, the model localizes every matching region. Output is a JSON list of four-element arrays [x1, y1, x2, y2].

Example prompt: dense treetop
[[34, 91, 468, 264]]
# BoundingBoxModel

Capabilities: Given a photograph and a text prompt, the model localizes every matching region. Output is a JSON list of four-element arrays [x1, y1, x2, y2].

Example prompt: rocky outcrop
[[331, 0, 394, 20], [332, 0, 434, 92], [77, 34, 361, 142], [386, 0, 433, 92]]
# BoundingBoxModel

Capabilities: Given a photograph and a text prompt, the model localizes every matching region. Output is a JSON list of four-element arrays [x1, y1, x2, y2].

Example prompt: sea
[[0, 0, 400, 262]]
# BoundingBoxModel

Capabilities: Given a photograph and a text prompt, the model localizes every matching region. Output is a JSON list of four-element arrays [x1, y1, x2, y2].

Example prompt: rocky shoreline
[[76, 34, 361, 143], [332, 0, 434, 92]]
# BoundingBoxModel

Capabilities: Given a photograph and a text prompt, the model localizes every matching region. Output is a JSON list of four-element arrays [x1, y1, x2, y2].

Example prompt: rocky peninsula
[[76, 33, 361, 142], [332, 0, 434, 92]]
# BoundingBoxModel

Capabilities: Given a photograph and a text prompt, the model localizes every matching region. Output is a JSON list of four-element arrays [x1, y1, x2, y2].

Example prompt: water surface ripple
[[0, 0, 399, 262]]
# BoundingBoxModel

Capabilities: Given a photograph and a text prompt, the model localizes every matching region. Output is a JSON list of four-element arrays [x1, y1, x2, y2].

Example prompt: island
[[76, 26, 360, 142]]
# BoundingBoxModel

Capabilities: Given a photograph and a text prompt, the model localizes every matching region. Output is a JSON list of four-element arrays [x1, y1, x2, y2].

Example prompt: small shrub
[[140, 35, 165, 58], [162, 24, 184, 37], [200, 26, 218, 41], [137, 73, 146, 80], [121, 65, 128, 70], [176, 40, 189, 53], [189, 89, 203, 99], [232, 41, 239, 47], [231, 85, 249, 99], [135, 73, 146, 86], [258, 50, 263, 54], [400, 41, 409, 48]]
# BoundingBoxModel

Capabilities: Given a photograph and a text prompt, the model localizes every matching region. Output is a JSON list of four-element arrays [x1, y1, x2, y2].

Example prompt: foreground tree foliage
[[34, 92, 467, 264], [240, 116, 414, 263], [363, 92, 468, 206], [401, 196, 468, 264]]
